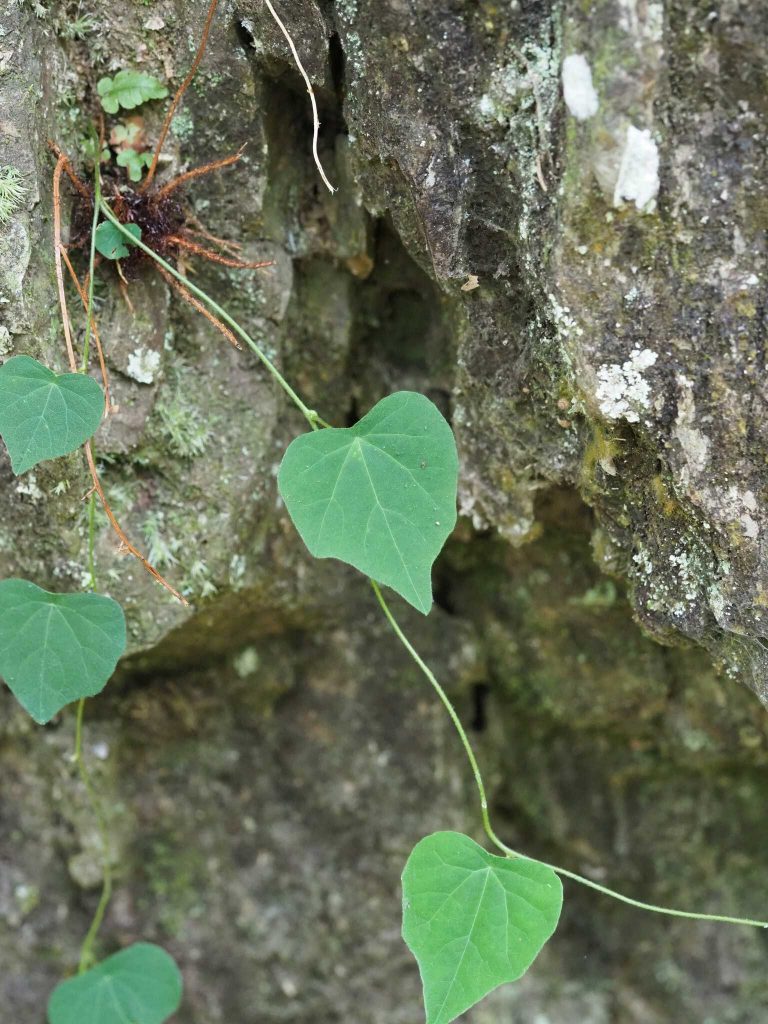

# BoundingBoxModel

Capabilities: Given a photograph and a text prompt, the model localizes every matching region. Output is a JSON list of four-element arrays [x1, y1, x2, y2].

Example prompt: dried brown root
[[53, 156, 187, 606], [184, 214, 243, 256], [48, 140, 91, 202], [84, 443, 189, 606], [167, 233, 273, 271], [60, 247, 112, 413], [156, 264, 241, 350], [154, 147, 246, 203], [141, 0, 221, 192]]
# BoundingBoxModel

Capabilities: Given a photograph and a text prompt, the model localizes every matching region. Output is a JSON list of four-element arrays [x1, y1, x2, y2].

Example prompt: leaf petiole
[[73, 698, 114, 973]]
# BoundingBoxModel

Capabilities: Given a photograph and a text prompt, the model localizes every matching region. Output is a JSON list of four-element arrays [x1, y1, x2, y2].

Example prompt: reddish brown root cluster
[[47, 0, 277, 606]]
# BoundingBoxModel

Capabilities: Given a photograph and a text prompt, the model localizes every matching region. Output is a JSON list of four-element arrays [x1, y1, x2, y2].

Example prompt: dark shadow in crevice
[[346, 217, 455, 404], [470, 682, 490, 733], [328, 31, 346, 108]]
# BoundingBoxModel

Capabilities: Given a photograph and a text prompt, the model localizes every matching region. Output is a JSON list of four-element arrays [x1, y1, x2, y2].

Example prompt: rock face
[[1, 0, 767, 1022]]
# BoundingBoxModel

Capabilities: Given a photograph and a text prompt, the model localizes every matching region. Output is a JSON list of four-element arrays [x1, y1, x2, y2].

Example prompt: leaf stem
[[74, 698, 114, 973], [98, 201, 322, 431], [370, 581, 768, 931], [370, 580, 504, 853], [73, 453, 114, 973]]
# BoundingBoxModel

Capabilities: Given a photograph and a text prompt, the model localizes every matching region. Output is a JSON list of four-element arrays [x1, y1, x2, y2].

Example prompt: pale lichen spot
[[673, 375, 711, 483], [561, 55, 599, 121], [613, 126, 660, 212], [596, 347, 657, 422], [126, 347, 161, 384]]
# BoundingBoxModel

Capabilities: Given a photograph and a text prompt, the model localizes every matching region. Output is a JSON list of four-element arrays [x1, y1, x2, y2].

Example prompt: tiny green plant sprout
[[0, 2, 765, 1023]]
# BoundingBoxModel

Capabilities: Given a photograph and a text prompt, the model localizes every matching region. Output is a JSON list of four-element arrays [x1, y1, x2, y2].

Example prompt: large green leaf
[[0, 579, 126, 724], [277, 392, 458, 613], [0, 355, 104, 474], [48, 943, 183, 1024], [402, 832, 563, 1024], [97, 69, 168, 114]]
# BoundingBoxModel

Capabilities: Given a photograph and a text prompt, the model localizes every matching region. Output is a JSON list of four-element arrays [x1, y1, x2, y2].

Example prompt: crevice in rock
[[328, 31, 346, 110], [345, 217, 456, 407], [470, 682, 490, 733]]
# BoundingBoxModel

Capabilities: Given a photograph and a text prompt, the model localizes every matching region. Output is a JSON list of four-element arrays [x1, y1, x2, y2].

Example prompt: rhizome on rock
[[48, 0, 270, 599], [53, 0, 271, 352]]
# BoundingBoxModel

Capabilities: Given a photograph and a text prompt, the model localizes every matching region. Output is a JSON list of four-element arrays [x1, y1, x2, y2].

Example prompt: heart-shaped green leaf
[[48, 943, 183, 1024], [0, 579, 126, 724], [402, 832, 563, 1024], [94, 220, 142, 260], [0, 355, 104, 474], [278, 392, 458, 613]]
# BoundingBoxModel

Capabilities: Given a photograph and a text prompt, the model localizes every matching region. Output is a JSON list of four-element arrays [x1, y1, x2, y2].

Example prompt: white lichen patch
[[561, 55, 599, 121], [707, 485, 761, 542], [633, 540, 709, 620], [613, 126, 660, 212], [673, 375, 710, 482], [548, 294, 584, 344], [126, 347, 161, 384], [596, 347, 657, 422]]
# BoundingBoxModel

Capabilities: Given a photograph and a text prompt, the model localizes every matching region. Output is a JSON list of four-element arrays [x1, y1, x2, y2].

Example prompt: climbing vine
[[0, 2, 765, 1023]]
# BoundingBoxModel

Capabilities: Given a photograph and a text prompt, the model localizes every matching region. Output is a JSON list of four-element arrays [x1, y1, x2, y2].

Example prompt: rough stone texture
[[1, 0, 768, 1022]]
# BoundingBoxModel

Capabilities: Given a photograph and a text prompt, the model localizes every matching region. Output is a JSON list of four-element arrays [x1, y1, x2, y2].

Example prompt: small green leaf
[[48, 943, 183, 1024], [402, 832, 563, 1024], [0, 579, 126, 724], [278, 392, 458, 613], [95, 220, 142, 260], [116, 149, 153, 182], [0, 355, 104, 474], [97, 69, 168, 114]]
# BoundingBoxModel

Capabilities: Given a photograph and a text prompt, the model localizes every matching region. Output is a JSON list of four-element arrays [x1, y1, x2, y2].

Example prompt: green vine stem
[[371, 581, 768, 930], [98, 201, 322, 431], [73, 697, 114, 973], [100, 201, 768, 932], [74, 168, 114, 971]]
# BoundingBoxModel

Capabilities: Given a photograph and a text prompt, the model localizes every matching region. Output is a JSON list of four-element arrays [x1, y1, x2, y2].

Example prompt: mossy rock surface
[[1, 0, 768, 1021]]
